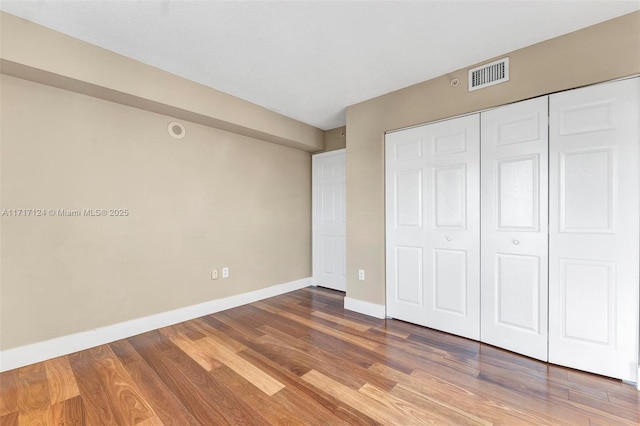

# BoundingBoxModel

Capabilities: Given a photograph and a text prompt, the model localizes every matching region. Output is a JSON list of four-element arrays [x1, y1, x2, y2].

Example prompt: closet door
[[386, 115, 480, 338], [549, 78, 639, 382], [424, 115, 480, 340], [481, 96, 549, 361], [386, 126, 429, 325]]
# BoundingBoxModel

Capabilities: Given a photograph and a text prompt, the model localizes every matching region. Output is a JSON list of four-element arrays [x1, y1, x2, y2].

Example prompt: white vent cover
[[468, 57, 509, 91]]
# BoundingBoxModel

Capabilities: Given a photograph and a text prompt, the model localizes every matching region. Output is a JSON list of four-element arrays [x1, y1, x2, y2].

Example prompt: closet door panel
[[481, 96, 549, 361], [549, 78, 639, 382], [434, 164, 466, 228], [425, 114, 480, 340], [385, 126, 429, 325], [496, 154, 539, 231]]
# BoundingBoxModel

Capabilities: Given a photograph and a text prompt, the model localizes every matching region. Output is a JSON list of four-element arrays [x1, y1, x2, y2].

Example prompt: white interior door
[[386, 115, 480, 338], [312, 149, 346, 291], [481, 96, 549, 361], [424, 115, 480, 340], [549, 78, 639, 382]]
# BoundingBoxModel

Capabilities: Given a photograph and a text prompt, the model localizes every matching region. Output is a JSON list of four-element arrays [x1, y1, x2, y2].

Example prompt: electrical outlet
[[222, 267, 229, 278], [211, 269, 219, 280], [358, 269, 365, 281]]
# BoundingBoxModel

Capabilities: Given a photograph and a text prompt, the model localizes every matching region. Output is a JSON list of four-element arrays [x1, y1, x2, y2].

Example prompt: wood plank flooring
[[1, 286, 638, 425]]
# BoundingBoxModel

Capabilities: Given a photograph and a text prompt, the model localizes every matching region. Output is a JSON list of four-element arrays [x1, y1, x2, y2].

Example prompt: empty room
[[1, 1, 639, 424]]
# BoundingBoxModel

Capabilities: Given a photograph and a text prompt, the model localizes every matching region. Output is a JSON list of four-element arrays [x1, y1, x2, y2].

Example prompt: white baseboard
[[344, 296, 386, 319], [0, 277, 311, 372]]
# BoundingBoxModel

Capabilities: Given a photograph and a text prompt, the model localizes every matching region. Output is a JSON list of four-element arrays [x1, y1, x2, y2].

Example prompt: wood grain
[[44, 357, 79, 405], [17, 364, 52, 425], [0, 411, 18, 426], [1, 286, 638, 425], [302, 369, 419, 425], [68, 345, 155, 425], [159, 327, 223, 371], [198, 336, 285, 395], [50, 395, 85, 425], [0, 369, 18, 418]]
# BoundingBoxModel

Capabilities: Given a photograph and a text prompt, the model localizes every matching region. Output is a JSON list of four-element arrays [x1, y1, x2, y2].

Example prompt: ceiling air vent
[[468, 57, 509, 91]]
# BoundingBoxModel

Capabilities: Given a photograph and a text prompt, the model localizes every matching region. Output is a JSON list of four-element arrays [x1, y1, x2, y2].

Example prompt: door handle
[[446, 235, 453, 242], [512, 239, 520, 245]]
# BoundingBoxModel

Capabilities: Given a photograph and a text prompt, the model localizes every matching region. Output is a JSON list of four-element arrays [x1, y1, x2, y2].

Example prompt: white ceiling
[[1, 1, 638, 130]]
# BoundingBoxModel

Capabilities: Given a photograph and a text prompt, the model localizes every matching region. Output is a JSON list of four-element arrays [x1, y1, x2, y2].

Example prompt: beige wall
[[0, 75, 311, 349], [0, 10, 320, 352], [345, 12, 640, 306], [321, 126, 347, 152]]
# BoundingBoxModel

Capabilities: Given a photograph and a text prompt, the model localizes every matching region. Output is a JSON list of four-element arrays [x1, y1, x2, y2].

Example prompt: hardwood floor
[[1, 287, 638, 425]]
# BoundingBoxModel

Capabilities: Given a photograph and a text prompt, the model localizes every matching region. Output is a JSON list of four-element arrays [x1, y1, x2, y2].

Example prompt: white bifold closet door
[[548, 78, 639, 382], [386, 114, 480, 340], [480, 96, 549, 361]]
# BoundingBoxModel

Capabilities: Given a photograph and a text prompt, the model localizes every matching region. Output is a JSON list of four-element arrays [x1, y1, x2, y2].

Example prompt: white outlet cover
[[222, 267, 229, 278], [211, 269, 219, 280], [358, 269, 365, 280]]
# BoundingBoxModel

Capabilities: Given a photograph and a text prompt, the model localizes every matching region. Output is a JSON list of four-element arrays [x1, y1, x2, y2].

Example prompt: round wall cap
[[168, 121, 186, 139]]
